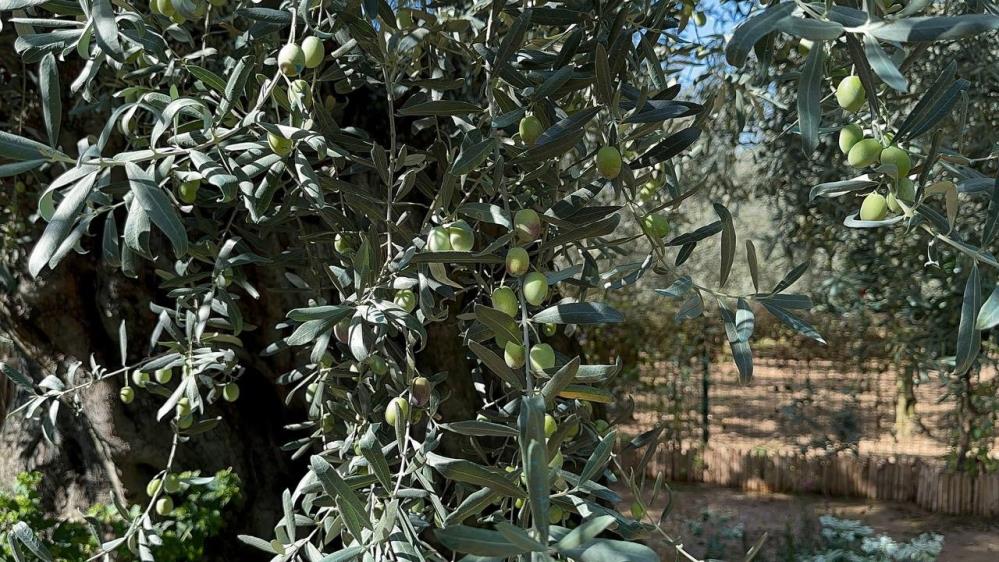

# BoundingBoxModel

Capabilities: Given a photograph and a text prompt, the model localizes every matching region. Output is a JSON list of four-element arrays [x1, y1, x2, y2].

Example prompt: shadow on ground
[[617, 484, 999, 561]]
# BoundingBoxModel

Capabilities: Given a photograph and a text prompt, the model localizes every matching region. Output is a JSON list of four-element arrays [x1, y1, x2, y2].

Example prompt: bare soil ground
[[623, 358, 998, 457], [614, 359, 999, 560], [618, 484, 999, 561]]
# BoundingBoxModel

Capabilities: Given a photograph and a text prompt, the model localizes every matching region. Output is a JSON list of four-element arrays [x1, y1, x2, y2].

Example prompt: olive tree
[[0, 0, 997, 560]]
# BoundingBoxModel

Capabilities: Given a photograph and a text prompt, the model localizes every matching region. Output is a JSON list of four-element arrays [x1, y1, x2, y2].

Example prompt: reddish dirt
[[617, 484, 999, 561]]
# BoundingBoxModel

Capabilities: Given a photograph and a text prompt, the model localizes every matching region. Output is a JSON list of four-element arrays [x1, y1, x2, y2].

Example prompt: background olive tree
[[0, 0, 997, 560]]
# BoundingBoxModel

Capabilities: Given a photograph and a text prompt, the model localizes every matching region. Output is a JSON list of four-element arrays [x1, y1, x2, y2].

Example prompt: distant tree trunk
[[895, 365, 917, 439]]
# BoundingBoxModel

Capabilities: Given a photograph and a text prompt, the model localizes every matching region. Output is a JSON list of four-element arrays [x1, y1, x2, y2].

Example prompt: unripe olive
[[155, 496, 174, 516], [638, 181, 657, 202], [505, 247, 530, 277], [593, 419, 610, 434], [595, 146, 622, 179], [176, 396, 191, 417], [886, 192, 900, 213], [880, 146, 911, 178], [394, 289, 417, 313], [163, 473, 181, 493], [447, 220, 474, 252], [222, 382, 240, 402], [268, 132, 293, 157], [544, 414, 557, 437], [300, 36, 324, 69], [270, 540, 286, 555], [543, 323, 557, 337], [519, 115, 543, 145], [334, 233, 355, 254], [630, 501, 645, 519], [369, 355, 388, 376], [321, 412, 334, 433], [411, 376, 431, 406], [278, 43, 305, 76], [897, 177, 915, 203], [177, 179, 199, 204], [515, 497, 525, 509], [522, 271, 548, 306], [132, 370, 150, 388], [290, 79, 313, 107], [548, 505, 564, 524], [838, 124, 864, 155], [385, 397, 410, 426], [491, 286, 519, 318], [693, 11, 707, 26], [120, 386, 135, 404], [642, 214, 670, 239], [146, 478, 162, 497], [859, 192, 888, 221], [529, 344, 556, 372], [847, 138, 881, 168], [504, 342, 525, 369], [153, 368, 171, 384], [156, 0, 175, 17], [426, 226, 452, 252], [835, 76, 866, 113], [513, 208, 542, 243]]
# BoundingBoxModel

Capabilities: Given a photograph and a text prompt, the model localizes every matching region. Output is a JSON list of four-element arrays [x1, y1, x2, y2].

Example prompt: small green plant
[[801, 515, 943, 562], [1, 470, 239, 561]]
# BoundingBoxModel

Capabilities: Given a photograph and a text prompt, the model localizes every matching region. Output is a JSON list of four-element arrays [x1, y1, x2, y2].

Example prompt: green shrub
[[0, 470, 239, 561]]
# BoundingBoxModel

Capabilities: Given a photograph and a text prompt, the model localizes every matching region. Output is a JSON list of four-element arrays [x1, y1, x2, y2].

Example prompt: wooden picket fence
[[628, 447, 999, 517]]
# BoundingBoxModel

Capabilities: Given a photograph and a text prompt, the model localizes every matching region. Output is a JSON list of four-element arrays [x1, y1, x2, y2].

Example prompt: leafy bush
[[0, 470, 238, 561], [802, 515, 943, 562]]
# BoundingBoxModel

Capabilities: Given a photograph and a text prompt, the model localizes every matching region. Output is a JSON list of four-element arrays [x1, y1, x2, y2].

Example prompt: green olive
[[146, 478, 162, 497], [880, 146, 911, 178], [426, 226, 452, 252], [300, 36, 324, 69], [178, 179, 200, 204], [268, 132, 294, 157], [859, 192, 888, 221], [132, 370, 150, 388], [522, 271, 548, 306], [155, 496, 174, 516], [519, 115, 543, 145], [385, 397, 410, 426], [411, 377, 431, 406], [504, 342, 525, 369], [155, 368, 173, 384], [544, 414, 557, 437], [163, 473, 181, 493], [222, 382, 240, 402], [120, 387, 135, 404], [642, 214, 670, 239], [835, 76, 866, 113], [847, 138, 882, 168], [513, 208, 542, 243], [838, 124, 864, 155], [394, 289, 417, 313], [529, 344, 555, 372], [447, 220, 474, 252], [491, 286, 519, 318], [595, 146, 622, 179], [369, 355, 388, 376], [505, 247, 530, 277], [278, 43, 305, 76]]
